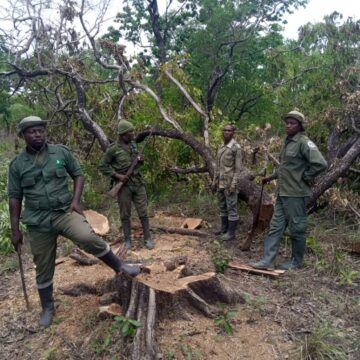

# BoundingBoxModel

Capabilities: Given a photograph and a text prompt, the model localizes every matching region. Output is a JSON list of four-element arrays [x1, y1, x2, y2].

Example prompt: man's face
[[222, 125, 234, 143], [285, 118, 302, 137], [121, 130, 135, 144], [23, 125, 47, 150]]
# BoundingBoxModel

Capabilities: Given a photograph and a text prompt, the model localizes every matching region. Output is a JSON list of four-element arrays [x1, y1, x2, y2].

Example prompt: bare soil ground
[[0, 212, 359, 360]]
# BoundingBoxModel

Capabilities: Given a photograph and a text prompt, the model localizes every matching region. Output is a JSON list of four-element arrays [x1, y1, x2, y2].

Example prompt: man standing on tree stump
[[8, 116, 140, 327], [212, 124, 242, 241], [251, 110, 327, 270], [99, 120, 154, 250]]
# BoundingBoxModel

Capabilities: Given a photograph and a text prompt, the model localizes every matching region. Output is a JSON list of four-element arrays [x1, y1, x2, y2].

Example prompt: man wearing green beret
[[250, 110, 327, 270], [8, 116, 140, 327], [99, 120, 154, 250]]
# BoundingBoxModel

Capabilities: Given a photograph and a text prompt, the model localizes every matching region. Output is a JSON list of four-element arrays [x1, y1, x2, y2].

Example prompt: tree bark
[[102, 270, 245, 359], [310, 136, 360, 206]]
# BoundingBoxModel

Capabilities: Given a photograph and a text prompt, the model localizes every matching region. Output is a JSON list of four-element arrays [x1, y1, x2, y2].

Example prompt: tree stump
[[104, 260, 245, 360]]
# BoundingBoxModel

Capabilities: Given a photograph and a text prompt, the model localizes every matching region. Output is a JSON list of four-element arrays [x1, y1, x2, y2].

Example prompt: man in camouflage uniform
[[212, 124, 242, 241], [99, 120, 153, 250], [8, 116, 140, 327], [251, 110, 327, 270]]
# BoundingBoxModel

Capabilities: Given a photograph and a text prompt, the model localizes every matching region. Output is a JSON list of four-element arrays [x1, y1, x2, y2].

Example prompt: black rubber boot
[[99, 249, 140, 277], [278, 259, 301, 270], [221, 220, 237, 241], [38, 284, 55, 327], [121, 219, 132, 249], [250, 235, 280, 270], [140, 217, 154, 250], [279, 237, 305, 270], [214, 216, 228, 236]]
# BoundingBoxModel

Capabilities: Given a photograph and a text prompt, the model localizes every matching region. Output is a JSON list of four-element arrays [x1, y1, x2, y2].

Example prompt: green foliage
[[298, 321, 347, 360], [0, 160, 14, 254], [164, 348, 176, 360], [180, 343, 204, 360], [306, 235, 327, 271], [0, 202, 14, 254], [210, 240, 232, 274], [112, 315, 142, 338], [81, 161, 107, 210], [339, 269, 359, 285], [93, 334, 112, 356], [307, 236, 359, 284], [40, 347, 58, 360], [213, 304, 238, 335], [243, 292, 266, 322]]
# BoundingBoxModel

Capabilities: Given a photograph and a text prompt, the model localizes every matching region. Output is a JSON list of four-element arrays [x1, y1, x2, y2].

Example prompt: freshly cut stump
[[104, 260, 245, 360]]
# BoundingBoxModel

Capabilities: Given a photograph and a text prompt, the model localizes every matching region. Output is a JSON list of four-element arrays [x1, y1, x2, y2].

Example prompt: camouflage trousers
[[217, 188, 239, 221]]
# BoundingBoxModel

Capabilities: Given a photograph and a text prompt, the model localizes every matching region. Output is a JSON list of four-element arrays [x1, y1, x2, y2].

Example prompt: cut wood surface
[[84, 209, 110, 235], [181, 218, 203, 229], [228, 261, 285, 278], [55, 257, 70, 266], [99, 303, 122, 318]]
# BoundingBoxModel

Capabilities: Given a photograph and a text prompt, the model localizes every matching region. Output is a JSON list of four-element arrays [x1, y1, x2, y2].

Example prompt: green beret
[[117, 120, 134, 135], [17, 116, 48, 137]]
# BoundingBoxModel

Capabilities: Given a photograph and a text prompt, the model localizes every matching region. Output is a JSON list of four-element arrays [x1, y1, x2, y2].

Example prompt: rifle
[[106, 131, 152, 198], [107, 155, 141, 198], [240, 169, 266, 251], [17, 249, 30, 310]]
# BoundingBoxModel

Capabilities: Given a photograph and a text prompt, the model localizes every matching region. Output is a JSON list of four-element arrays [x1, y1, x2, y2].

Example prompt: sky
[[283, 0, 360, 39]]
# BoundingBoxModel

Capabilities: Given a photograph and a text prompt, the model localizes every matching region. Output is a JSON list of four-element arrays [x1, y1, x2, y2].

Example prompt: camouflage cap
[[117, 120, 134, 135], [283, 110, 305, 129], [17, 116, 48, 136]]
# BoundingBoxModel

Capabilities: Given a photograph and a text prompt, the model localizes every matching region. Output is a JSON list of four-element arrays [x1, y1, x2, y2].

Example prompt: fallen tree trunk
[[136, 129, 274, 229]]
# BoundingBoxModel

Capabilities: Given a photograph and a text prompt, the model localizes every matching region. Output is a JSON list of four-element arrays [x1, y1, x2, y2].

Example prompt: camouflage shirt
[[213, 138, 242, 190]]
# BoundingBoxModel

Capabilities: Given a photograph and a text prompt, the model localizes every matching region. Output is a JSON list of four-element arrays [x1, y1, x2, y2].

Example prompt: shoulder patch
[[307, 141, 317, 149]]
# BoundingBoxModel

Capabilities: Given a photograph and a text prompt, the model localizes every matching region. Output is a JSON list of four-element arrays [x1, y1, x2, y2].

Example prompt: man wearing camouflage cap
[[8, 116, 140, 327], [99, 120, 154, 250], [250, 110, 327, 270]]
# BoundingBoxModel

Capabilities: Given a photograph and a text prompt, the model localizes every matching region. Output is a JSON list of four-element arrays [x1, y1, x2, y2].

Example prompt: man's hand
[[114, 173, 129, 183], [70, 201, 84, 216], [228, 184, 236, 194], [306, 179, 316, 187], [262, 176, 273, 185], [11, 229, 23, 253], [137, 154, 144, 162]]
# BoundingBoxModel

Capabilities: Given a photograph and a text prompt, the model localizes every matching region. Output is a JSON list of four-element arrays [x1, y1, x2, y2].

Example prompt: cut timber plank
[[99, 303, 122, 318], [228, 261, 285, 278], [181, 218, 203, 230], [55, 257, 70, 266], [84, 209, 110, 235]]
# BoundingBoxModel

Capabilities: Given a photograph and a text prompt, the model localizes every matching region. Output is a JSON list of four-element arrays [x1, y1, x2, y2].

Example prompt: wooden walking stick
[[17, 249, 30, 310]]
